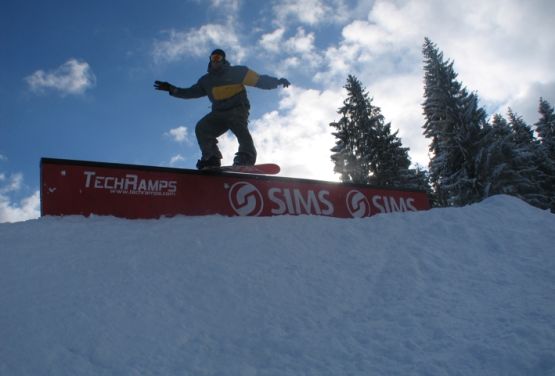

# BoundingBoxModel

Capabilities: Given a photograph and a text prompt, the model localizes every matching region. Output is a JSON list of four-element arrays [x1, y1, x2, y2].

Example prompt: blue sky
[[1, 0, 554, 222]]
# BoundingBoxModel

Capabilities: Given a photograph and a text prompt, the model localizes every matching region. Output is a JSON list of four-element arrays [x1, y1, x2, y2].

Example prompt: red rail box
[[41, 158, 430, 219]]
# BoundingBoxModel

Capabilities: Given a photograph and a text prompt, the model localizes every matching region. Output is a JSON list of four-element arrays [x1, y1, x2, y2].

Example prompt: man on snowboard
[[154, 49, 290, 169]]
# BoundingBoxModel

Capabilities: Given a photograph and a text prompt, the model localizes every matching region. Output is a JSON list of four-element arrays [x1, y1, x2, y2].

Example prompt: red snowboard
[[204, 163, 280, 175]]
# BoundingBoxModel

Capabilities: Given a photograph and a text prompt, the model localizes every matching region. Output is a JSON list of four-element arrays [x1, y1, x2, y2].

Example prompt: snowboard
[[203, 163, 280, 175]]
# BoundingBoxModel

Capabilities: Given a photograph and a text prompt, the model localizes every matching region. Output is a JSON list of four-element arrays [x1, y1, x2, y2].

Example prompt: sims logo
[[346, 190, 371, 218], [227, 182, 264, 216]]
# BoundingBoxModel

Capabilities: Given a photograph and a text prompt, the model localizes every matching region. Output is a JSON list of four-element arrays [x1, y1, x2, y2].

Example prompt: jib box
[[40, 158, 430, 219]]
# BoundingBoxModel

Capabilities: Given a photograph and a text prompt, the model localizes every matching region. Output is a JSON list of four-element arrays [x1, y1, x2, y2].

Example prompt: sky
[[1, 0, 555, 222]]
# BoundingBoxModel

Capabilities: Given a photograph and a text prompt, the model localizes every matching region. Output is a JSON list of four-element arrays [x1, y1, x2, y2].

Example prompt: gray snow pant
[[195, 105, 256, 163]]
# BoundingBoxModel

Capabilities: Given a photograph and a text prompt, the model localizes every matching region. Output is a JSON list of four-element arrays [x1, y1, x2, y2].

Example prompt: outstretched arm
[[278, 78, 290, 88], [154, 81, 175, 92], [240, 68, 290, 90], [254, 74, 290, 89], [153, 80, 206, 99]]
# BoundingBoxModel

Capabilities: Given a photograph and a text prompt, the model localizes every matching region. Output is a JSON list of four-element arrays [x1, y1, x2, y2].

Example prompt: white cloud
[[501, 81, 555, 125], [259, 28, 286, 53], [165, 126, 190, 143], [259, 27, 321, 76], [284, 28, 316, 55], [169, 154, 186, 166], [0, 191, 40, 223], [279, 56, 301, 72], [0, 173, 40, 223], [0, 172, 23, 194], [210, 0, 240, 14], [369, 74, 430, 166], [382, 0, 553, 110], [273, 0, 349, 26], [25, 59, 96, 95], [153, 24, 247, 63]]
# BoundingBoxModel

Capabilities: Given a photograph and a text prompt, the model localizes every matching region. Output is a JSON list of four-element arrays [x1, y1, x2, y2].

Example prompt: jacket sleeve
[[255, 74, 282, 90], [242, 68, 281, 90], [170, 81, 206, 99]]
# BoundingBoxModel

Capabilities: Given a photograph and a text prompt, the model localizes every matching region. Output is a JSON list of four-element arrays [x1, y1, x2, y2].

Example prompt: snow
[[1, 195, 554, 375]]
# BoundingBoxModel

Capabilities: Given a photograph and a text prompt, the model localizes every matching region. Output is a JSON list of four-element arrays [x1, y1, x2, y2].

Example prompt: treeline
[[330, 38, 555, 212]]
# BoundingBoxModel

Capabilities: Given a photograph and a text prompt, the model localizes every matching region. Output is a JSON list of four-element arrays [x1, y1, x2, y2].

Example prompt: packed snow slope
[[1, 195, 554, 376]]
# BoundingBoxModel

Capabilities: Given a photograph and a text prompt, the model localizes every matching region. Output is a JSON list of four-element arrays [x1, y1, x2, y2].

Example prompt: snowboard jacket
[[170, 60, 282, 111]]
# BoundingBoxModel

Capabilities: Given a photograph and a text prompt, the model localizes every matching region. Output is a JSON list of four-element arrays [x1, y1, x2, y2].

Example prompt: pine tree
[[422, 38, 486, 206], [475, 113, 544, 207], [536, 98, 555, 158], [409, 165, 434, 197], [330, 75, 376, 184], [508, 109, 534, 145], [331, 75, 428, 190], [366, 122, 408, 186], [509, 111, 548, 209], [534, 98, 555, 211], [475, 114, 512, 197]]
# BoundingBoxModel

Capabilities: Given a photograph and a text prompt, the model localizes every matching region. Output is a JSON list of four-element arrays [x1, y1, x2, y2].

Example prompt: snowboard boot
[[196, 156, 221, 170], [233, 152, 255, 167]]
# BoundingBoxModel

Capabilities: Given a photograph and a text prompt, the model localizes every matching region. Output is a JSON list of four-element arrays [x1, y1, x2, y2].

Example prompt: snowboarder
[[154, 48, 290, 169]]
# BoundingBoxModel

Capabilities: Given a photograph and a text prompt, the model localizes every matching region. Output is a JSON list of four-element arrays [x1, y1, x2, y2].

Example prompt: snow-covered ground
[[1, 195, 554, 375]]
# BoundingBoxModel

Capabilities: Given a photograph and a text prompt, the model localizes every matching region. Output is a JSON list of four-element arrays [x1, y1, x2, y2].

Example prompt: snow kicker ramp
[[40, 157, 430, 219], [1, 195, 554, 375]]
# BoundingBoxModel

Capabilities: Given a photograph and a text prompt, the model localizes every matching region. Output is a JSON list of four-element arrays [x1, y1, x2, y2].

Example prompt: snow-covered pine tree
[[536, 98, 555, 157], [330, 75, 375, 183], [507, 110, 548, 209], [329, 127, 353, 183], [422, 38, 486, 206], [476, 113, 544, 207], [508, 109, 534, 145], [475, 114, 513, 197], [369, 122, 431, 190], [331, 75, 427, 189], [408, 165, 434, 197], [534, 98, 555, 211], [366, 122, 409, 186]]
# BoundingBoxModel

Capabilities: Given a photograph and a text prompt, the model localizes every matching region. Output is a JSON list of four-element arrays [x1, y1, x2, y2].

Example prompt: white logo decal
[[227, 182, 264, 216], [83, 171, 177, 197], [346, 190, 371, 218]]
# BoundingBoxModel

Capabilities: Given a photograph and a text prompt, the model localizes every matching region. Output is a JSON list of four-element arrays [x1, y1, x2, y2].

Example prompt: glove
[[154, 80, 175, 92], [278, 78, 290, 88]]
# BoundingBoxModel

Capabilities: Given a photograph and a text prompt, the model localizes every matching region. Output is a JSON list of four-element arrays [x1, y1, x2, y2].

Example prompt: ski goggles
[[210, 54, 224, 63]]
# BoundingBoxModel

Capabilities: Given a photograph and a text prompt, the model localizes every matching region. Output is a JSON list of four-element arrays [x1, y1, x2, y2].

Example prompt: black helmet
[[210, 49, 226, 60]]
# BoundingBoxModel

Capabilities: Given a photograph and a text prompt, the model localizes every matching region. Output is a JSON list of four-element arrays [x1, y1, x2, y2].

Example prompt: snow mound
[[1, 195, 554, 375]]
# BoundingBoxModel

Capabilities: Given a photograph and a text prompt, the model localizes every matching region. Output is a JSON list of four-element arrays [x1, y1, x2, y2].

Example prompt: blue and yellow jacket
[[170, 61, 281, 111]]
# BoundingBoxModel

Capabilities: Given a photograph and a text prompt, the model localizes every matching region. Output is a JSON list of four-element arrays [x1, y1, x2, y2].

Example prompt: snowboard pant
[[195, 105, 256, 163]]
